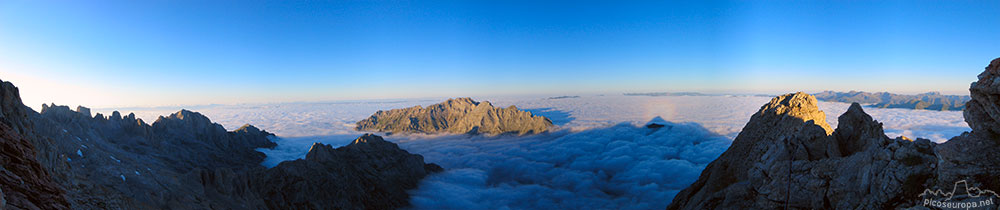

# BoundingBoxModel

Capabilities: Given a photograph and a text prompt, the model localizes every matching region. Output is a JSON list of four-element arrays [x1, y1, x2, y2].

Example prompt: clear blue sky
[[1, 1, 998, 109]]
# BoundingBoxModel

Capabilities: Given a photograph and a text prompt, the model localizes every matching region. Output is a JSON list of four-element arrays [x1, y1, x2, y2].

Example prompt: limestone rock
[[0, 117, 70, 210], [935, 57, 1000, 196], [668, 93, 936, 209], [356, 97, 553, 135], [0, 76, 446, 209], [669, 57, 1000, 209], [255, 134, 442, 209], [964, 57, 1000, 137]]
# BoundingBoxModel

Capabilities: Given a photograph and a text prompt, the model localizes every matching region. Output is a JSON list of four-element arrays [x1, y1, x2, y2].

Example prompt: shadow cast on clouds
[[523, 107, 575, 126], [392, 117, 730, 210]]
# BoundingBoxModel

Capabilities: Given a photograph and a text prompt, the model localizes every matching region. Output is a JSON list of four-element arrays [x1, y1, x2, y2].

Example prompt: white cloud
[[98, 94, 970, 208], [394, 121, 728, 209]]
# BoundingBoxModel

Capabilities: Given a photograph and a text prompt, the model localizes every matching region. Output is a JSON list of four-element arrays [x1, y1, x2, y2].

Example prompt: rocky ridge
[[254, 134, 442, 209], [356, 97, 553, 135], [667, 57, 1000, 209], [0, 78, 442, 209]]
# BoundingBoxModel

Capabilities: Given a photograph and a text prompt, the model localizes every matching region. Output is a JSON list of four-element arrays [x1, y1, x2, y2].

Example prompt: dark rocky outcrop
[[668, 93, 936, 209], [356, 97, 553, 135], [0, 78, 443, 209], [254, 134, 442, 209], [814, 90, 970, 111], [0, 110, 69, 210], [668, 57, 1000, 209]]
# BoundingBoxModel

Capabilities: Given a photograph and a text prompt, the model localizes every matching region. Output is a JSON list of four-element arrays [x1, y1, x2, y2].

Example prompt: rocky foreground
[[0, 78, 441, 209], [356, 97, 553, 135], [668, 57, 1000, 209]]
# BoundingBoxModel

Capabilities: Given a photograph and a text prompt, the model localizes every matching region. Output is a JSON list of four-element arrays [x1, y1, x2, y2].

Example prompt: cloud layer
[[393, 120, 729, 209], [97, 94, 971, 208]]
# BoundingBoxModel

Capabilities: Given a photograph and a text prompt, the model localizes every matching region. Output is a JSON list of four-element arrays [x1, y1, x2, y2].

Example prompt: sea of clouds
[[96, 94, 970, 209]]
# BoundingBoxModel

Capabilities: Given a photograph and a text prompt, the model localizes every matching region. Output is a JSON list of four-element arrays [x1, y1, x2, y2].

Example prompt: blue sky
[[1, 1, 998, 109]]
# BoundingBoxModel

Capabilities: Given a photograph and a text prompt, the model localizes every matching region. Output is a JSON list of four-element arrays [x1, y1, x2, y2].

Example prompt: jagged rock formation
[[356, 97, 553, 135], [0, 78, 443, 209], [0, 111, 69, 210], [814, 90, 969, 111], [668, 58, 1000, 209], [28, 104, 278, 209], [668, 93, 936, 209], [254, 134, 443, 209], [934, 57, 1000, 199]]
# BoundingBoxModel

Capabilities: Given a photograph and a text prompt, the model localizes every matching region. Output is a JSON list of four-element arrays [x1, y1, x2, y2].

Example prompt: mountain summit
[[668, 57, 1000, 209], [356, 97, 553, 135]]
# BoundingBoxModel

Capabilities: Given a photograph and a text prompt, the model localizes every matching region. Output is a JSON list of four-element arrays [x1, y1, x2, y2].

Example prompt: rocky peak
[[665, 58, 1000, 209], [304, 142, 336, 162], [40, 103, 91, 121], [669, 91, 939, 209], [0, 79, 28, 125], [75, 106, 91, 117], [258, 133, 442, 209], [109, 111, 122, 121], [445, 97, 480, 106], [964, 57, 1000, 137], [305, 134, 401, 162], [752, 92, 832, 133], [356, 98, 553, 135], [834, 103, 889, 156], [152, 109, 225, 134], [349, 133, 393, 148], [167, 109, 210, 122], [234, 124, 263, 134]]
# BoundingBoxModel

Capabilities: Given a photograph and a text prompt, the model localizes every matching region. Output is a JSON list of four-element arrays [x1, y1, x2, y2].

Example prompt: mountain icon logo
[[919, 179, 998, 209]]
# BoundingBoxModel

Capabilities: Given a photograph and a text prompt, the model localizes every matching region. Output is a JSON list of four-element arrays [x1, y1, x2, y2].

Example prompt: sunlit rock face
[[667, 94, 936, 209], [356, 97, 553, 135], [669, 57, 1000, 209]]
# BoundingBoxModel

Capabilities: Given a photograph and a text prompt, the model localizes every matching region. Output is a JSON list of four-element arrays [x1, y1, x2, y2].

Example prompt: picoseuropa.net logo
[[919, 179, 999, 209]]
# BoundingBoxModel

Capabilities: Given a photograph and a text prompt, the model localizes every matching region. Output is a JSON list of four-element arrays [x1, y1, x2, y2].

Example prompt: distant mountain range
[[813, 91, 970, 111], [623, 92, 714, 96], [624, 91, 969, 111]]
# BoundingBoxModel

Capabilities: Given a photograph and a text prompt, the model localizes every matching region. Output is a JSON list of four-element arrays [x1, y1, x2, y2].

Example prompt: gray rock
[[0, 79, 70, 210], [253, 134, 443, 209], [668, 93, 935, 209], [0, 77, 445, 209], [356, 97, 553, 135], [669, 57, 1000, 209]]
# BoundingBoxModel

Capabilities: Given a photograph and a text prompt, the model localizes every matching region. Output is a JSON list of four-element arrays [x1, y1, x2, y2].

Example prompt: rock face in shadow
[[254, 134, 443, 209], [0, 102, 69, 209], [668, 93, 937, 209], [0, 78, 442, 209], [356, 97, 553, 135], [668, 57, 1000, 209], [935, 57, 1000, 200]]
